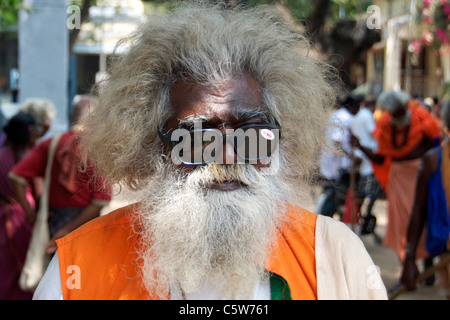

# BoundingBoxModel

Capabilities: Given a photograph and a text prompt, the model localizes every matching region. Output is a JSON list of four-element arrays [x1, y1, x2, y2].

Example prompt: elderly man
[[33, 3, 386, 300]]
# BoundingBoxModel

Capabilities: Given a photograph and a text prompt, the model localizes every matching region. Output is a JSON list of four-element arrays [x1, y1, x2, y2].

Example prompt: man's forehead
[[176, 108, 270, 128], [167, 74, 266, 127]]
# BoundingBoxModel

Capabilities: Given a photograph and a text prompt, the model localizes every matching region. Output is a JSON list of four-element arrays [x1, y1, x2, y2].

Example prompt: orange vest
[[56, 203, 317, 300]]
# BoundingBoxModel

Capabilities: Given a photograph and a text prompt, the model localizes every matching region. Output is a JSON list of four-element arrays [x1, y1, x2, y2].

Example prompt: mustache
[[182, 163, 265, 189]]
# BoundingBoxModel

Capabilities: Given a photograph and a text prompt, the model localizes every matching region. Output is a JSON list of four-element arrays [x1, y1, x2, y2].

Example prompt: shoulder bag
[[19, 133, 62, 291]]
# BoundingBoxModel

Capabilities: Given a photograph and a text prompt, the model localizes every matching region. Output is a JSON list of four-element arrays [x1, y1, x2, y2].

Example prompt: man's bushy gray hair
[[81, 1, 338, 192]]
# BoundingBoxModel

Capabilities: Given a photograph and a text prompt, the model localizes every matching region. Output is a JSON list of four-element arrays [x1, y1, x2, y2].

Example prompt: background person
[[0, 113, 40, 299], [353, 90, 441, 265], [401, 101, 450, 299], [351, 98, 383, 235], [9, 95, 112, 254]]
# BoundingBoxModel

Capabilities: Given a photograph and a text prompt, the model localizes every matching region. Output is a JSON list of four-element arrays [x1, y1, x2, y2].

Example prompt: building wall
[[19, 0, 69, 134], [367, 0, 445, 99]]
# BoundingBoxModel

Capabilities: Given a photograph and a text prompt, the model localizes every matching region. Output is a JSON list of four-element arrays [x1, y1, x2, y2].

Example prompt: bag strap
[[37, 133, 63, 222]]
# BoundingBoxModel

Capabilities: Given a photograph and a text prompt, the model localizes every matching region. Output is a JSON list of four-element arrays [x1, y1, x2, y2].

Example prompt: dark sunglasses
[[158, 121, 281, 165]]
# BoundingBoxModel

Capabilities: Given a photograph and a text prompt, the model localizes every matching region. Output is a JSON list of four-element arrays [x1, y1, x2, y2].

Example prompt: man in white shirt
[[316, 95, 360, 217], [351, 99, 383, 234]]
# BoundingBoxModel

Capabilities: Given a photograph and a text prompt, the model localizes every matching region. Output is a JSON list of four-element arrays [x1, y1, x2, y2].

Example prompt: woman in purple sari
[[0, 114, 38, 299]]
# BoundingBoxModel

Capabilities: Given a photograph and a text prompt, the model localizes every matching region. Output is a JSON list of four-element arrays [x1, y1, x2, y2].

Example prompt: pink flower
[[443, 3, 450, 15], [435, 28, 445, 41], [423, 30, 434, 45], [411, 39, 423, 54], [435, 29, 448, 43], [423, 0, 431, 7]]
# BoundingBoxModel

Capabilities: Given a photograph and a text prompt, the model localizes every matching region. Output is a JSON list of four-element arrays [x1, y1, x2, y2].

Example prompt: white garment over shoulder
[[315, 215, 387, 299], [351, 107, 378, 176], [33, 252, 63, 300], [33, 215, 387, 300]]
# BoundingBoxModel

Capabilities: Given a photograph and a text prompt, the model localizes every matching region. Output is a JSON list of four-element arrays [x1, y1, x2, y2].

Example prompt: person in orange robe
[[353, 91, 441, 264]]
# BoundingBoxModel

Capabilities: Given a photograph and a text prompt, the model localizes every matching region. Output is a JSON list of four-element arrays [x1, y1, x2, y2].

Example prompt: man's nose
[[216, 140, 236, 164]]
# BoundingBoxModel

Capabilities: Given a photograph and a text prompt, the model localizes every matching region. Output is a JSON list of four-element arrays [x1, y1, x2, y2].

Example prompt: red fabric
[[56, 133, 80, 194], [0, 146, 34, 300], [12, 131, 111, 208], [342, 189, 359, 225], [371, 157, 391, 193], [383, 159, 428, 261]]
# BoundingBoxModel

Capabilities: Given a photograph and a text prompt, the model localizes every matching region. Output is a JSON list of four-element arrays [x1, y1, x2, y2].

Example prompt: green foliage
[[239, 0, 373, 24], [245, 0, 315, 22], [0, 0, 23, 30], [444, 82, 450, 100]]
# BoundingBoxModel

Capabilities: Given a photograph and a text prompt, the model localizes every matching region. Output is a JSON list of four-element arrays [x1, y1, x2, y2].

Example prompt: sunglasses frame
[[158, 121, 282, 165]]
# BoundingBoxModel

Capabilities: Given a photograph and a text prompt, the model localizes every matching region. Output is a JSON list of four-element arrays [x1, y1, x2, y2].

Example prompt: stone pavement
[[100, 185, 447, 300]]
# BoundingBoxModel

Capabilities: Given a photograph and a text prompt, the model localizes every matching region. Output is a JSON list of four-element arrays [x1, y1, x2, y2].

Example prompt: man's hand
[[350, 134, 361, 149], [46, 226, 71, 254]]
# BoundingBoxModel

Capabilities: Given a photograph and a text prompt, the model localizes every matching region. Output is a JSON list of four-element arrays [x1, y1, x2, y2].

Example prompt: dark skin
[[164, 74, 271, 191], [400, 125, 450, 290], [399, 148, 437, 290], [353, 134, 433, 163]]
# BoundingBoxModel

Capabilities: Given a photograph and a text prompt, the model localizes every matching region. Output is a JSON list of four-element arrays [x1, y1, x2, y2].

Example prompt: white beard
[[133, 162, 287, 299]]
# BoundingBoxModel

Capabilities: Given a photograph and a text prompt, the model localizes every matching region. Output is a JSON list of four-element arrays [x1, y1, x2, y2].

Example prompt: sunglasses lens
[[169, 125, 279, 164], [173, 129, 222, 164], [234, 126, 279, 161]]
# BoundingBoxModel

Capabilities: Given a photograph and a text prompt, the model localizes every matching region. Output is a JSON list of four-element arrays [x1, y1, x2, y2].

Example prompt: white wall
[[19, 0, 69, 136]]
